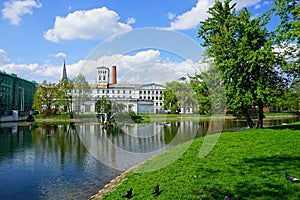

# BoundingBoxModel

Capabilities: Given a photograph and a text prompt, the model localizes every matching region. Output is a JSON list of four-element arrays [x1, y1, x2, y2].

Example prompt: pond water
[[0, 117, 298, 200]]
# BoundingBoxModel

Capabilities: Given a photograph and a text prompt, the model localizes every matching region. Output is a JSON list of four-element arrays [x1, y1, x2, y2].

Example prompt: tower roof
[[62, 60, 67, 80]]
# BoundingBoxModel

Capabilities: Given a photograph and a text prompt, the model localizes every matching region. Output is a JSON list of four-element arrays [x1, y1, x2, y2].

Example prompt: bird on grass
[[122, 188, 133, 198], [152, 185, 159, 195], [224, 194, 233, 200], [285, 172, 299, 182]]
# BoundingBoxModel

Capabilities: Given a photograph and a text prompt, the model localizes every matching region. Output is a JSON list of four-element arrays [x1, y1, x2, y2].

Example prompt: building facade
[[0, 71, 37, 112], [72, 66, 166, 114]]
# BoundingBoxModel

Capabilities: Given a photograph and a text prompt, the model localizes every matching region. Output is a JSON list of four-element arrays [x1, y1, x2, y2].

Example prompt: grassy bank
[[99, 123, 300, 199]]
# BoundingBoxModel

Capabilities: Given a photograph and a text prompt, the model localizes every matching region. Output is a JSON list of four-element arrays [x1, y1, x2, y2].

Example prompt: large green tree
[[190, 62, 226, 114], [71, 73, 90, 114], [32, 81, 58, 111], [56, 78, 74, 117], [161, 81, 197, 113], [198, 0, 283, 128], [273, 0, 300, 107], [273, 0, 299, 66]]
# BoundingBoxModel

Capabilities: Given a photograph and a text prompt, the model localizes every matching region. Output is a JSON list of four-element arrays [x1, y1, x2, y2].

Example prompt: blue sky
[[0, 0, 276, 84]]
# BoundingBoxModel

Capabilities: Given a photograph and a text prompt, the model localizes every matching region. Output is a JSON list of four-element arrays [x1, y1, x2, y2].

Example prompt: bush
[[41, 109, 58, 116]]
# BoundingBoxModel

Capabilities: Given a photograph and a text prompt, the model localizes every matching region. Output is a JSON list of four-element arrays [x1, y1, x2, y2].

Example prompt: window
[[148, 91, 150, 94], [123, 90, 125, 94], [139, 91, 142, 94], [85, 105, 91, 112]]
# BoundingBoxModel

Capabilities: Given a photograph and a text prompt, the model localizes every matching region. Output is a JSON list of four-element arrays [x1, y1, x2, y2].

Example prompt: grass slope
[[102, 123, 300, 200]]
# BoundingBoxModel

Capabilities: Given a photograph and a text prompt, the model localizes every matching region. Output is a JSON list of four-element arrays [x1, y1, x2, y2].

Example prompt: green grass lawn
[[102, 123, 300, 200]]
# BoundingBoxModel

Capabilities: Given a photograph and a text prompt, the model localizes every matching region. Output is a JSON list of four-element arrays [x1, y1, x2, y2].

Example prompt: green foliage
[[32, 81, 58, 111], [71, 73, 90, 114], [190, 62, 226, 114], [162, 81, 197, 113], [198, 0, 284, 128], [103, 123, 300, 199], [96, 96, 112, 118], [273, 0, 300, 84]]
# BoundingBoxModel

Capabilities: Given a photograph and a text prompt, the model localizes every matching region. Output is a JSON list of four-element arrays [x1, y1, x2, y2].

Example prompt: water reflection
[[77, 121, 201, 172], [0, 123, 119, 200], [0, 117, 298, 200]]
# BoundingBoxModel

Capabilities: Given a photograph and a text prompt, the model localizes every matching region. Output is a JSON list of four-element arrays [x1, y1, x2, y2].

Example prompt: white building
[[72, 66, 166, 114]]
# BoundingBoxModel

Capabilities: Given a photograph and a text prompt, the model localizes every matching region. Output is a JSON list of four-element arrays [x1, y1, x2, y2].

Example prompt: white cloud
[[255, 4, 261, 9], [77, 49, 201, 84], [168, 0, 262, 30], [255, 1, 272, 10], [44, 7, 134, 43], [1, 0, 42, 25], [0, 48, 9, 65], [167, 12, 176, 20], [51, 52, 67, 58], [0, 49, 203, 85], [127, 17, 136, 25]]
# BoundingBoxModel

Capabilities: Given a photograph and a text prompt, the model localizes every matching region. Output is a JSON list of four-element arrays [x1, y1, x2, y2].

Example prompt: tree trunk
[[243, 106, 255, 128], [256, 99, 264, 128]]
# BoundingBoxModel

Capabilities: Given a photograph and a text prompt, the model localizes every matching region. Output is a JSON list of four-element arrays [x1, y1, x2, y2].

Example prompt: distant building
[[0, 71, 37, 112], [71, 66, 166, 114]]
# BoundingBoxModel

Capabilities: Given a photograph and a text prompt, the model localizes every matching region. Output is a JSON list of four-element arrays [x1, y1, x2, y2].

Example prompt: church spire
[[62, 60, 67, 81]]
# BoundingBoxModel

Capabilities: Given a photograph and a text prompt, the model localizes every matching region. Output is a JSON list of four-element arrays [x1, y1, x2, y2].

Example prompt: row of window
[[97, 89, 132, 94], [139, 96, 161, 100], [96, 89, 163, 95], [98, 76, 107, 81], [139, 90, 163, 95], [98, 70, 108, 74]]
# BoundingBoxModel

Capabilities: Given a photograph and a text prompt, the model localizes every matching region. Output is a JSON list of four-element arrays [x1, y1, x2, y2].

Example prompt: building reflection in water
[[77, 121, 206, 171]]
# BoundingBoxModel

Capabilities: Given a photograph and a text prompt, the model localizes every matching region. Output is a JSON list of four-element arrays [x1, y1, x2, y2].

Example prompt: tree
[[32, 81, 58, 112], [198, 0, 284, 128], [56, 78, 74, 117], [95, 96, 112, 119], [71, 74, 90, 114], [273, 0, 300, 113], [161, 86, 179, 113], [190, 62, 226, 114], [273, 0, 300, 90], [161, 81, 197, 113]]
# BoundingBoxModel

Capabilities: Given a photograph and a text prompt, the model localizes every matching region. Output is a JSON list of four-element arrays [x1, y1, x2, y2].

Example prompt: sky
[[0, 0, 276, 84]]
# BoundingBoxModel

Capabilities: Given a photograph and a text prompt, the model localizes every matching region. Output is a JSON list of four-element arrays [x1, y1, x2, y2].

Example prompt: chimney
[[112, 66, 117, 84]]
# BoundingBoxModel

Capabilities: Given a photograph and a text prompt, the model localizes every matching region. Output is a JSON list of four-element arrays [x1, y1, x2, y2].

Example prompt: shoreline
[[87, 114, 297, 200], [89, 162, 145, 200], [32, 114, 296, 123]]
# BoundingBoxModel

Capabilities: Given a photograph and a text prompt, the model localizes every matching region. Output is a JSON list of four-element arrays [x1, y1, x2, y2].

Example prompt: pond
[[0, 117, 298, 200]]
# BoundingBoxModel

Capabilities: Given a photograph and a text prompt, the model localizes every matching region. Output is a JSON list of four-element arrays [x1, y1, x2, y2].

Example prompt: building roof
[[0, 70, 37, 84]]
